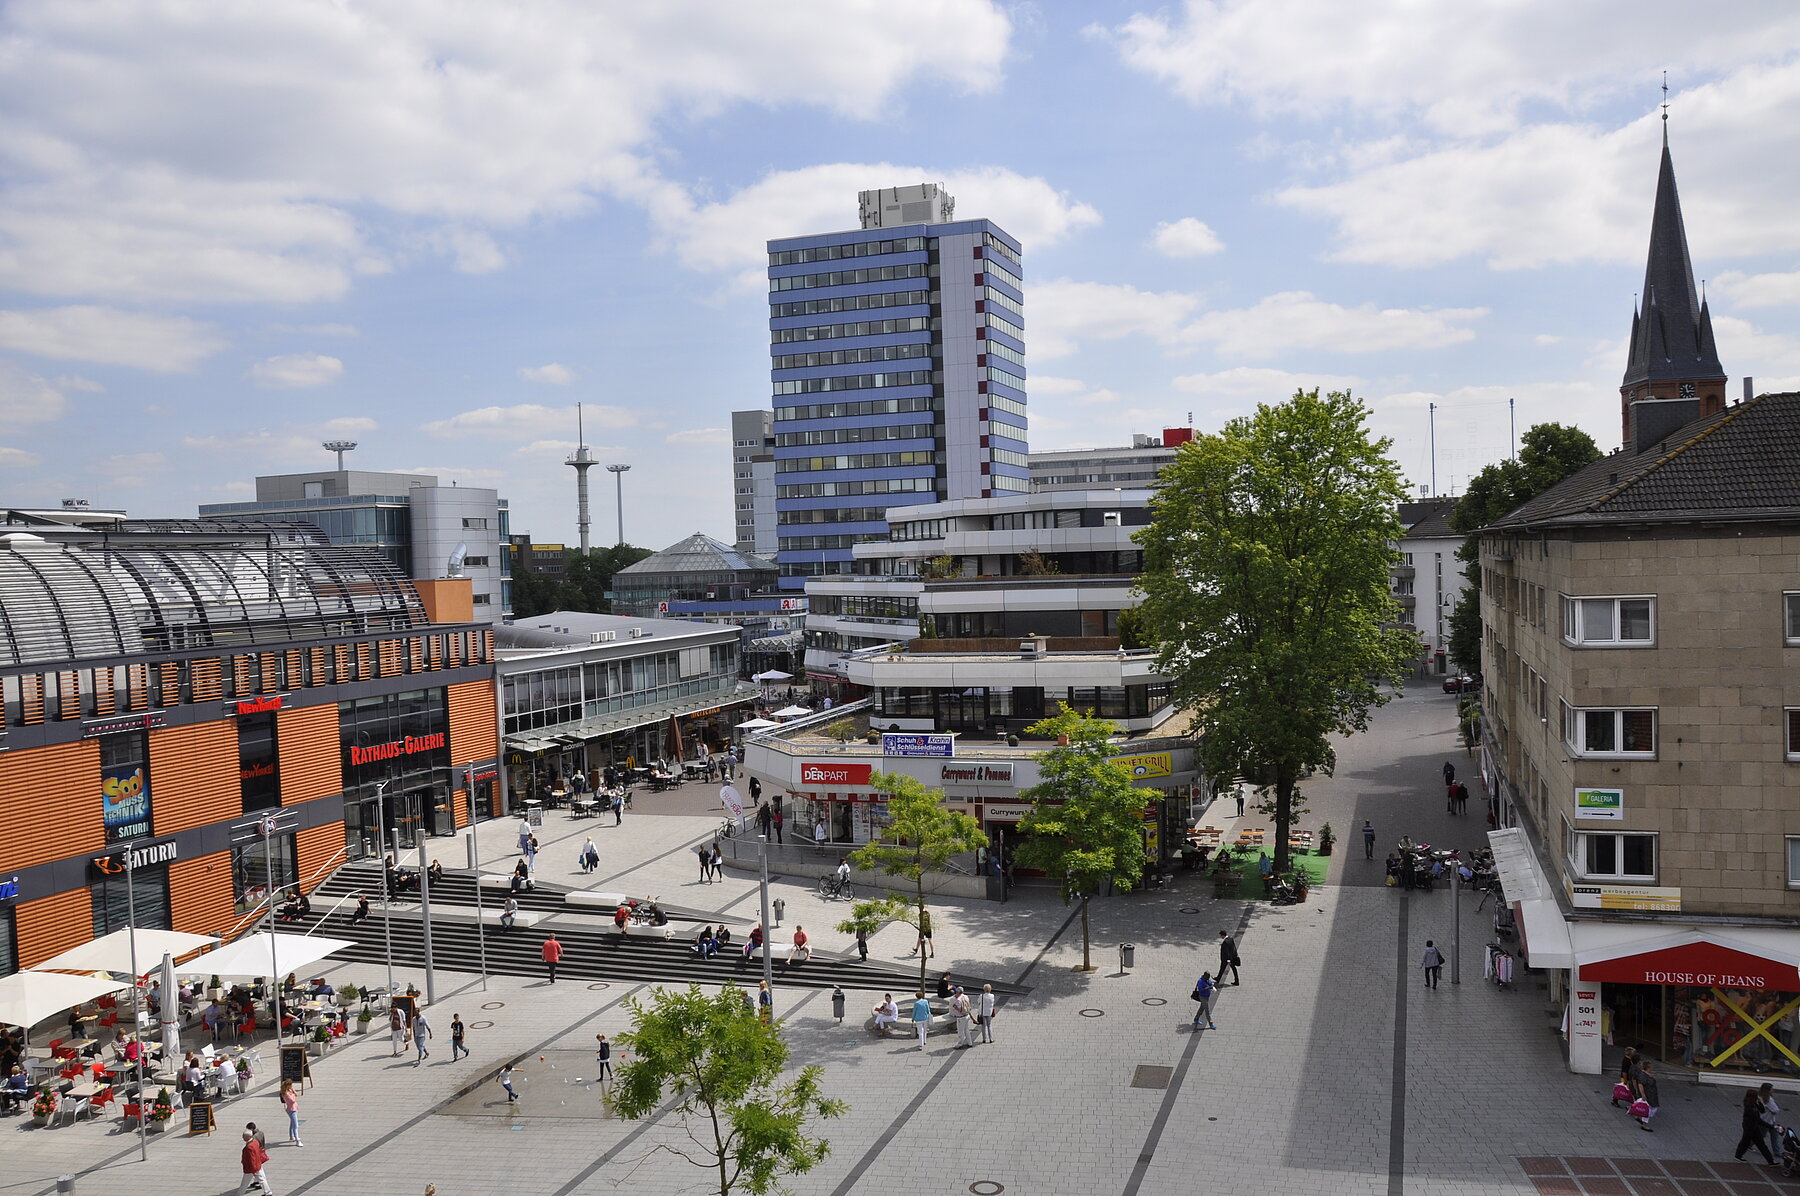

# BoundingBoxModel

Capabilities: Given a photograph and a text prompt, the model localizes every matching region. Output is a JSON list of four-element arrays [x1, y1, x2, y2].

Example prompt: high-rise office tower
[[768, 183, 1027, 590], [729, 409, 777, 556]]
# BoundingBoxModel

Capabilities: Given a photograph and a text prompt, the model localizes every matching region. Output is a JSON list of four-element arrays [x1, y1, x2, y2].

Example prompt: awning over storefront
[[1488, 827, 1574, 969], [503, 735, 555, 753], [1571, 926, 1800, 991]]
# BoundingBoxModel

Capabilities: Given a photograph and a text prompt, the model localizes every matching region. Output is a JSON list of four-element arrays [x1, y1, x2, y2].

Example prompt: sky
[[4, 1, 1800, 549]]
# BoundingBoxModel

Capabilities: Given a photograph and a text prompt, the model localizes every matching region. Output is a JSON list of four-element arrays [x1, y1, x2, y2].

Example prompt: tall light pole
[[565, 404, 597, 556], [121, 846, 147, 1163], [372, 781, 394, 1001], [758, 835, 775, 1012], [260, 813, 294, 1042], [323, 439, 358, 471], [606, 464, 631, 546]]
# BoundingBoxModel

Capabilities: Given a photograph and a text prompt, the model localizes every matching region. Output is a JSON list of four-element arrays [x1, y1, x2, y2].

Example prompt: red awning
[[1578, 939, 1800, 992]]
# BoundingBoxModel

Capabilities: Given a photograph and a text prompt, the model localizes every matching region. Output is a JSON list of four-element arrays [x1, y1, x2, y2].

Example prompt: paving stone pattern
[[1, 692, 1765, 1195]]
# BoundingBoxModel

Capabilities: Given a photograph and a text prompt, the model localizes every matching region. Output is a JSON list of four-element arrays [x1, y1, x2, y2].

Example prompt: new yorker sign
[[349, 732, 446, 767]]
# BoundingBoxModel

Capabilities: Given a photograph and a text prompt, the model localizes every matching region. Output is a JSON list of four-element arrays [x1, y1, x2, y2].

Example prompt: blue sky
[[4, 1, 1800, 549]]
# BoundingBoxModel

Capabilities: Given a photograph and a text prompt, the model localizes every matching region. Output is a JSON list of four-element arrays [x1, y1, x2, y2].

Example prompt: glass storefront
[[90, 865, 171, 937], [231, 834, 297, 913], [1610, 981, 1800, 1077], [339, 688, 452, 860]]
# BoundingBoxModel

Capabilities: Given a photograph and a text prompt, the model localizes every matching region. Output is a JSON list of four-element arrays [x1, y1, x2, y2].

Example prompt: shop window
[[100, 730, 152, 842], [1564, 707, 1655, 758], [0, 907, 16, 978], [1561, 595, 1654, 646], [1567, 827, 1656, 881], [238, 712, 279, 813], [90, 865, 171, 937], [231, 834, 297, 913]]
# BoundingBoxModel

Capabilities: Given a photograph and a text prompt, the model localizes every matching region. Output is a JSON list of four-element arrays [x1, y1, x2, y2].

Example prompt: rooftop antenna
[[565, 403, 597, 556], [322, 440, 357, 470]]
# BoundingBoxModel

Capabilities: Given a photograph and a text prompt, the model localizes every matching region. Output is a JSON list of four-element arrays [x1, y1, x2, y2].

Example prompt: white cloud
[[0, 305, 223, 371], [511, 439, 583, 458], [423, 402, 636, 440], [519, 363, 576, 386], [664, 427, 729, 446], [1026, 376, 1092, 396], [248, 353, 342, 388], [0, 2, 1011, 306], [179, 429, 333, 470], [53, 373, 104, 392], [322, 416, 377, 434], [1100, 2, 1800, 136], [1712, 268, 1800, 308], [1184, 291, 1485, 358], [0, 362, 68, 430], [1172, 366, 1364, 398], [0, 445, 40, 468], [1713, 314, 1800, 381], [1151, 216, 1223, 258], [653, 164, 1099, 286], [1534, 334, 1564, 346], [1030, 279, 1201, 358]]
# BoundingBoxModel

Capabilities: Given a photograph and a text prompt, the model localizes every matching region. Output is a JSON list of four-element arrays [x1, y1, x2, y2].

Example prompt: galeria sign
[[350, 733, 446, 766]]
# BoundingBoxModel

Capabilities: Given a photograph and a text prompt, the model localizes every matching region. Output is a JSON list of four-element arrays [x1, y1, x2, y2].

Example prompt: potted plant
[[149, 1087, 174, 1132], [1289, 871, 1310, 902], [31, 1088, 56, 1125], [1318, 823, 1335, 856], [338, 982, 358, 1008], [207, 974, 223, 1001], [355, 1007, 374, 1035]]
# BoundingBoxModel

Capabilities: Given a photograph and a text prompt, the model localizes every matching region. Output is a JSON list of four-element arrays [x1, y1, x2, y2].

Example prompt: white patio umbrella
[[752, 669, 792, 682], [771, 705, 812, 718], [33, 928, 216, 976], [0, 971, 128, 1030], [193, 932, 357, 980], [735, 717, 780, 731], [157, 953, 181, 1064]]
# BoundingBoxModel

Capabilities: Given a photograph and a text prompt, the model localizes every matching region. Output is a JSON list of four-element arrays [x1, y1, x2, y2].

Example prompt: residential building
[[1478, 133, 1800, 1077], [731, 409, 777, 556], [497, 612, 753, 804], [0, 514, 499, 973], [769, 183, 1028, 590], [201, 465, 513, 616], [1028, 428, 1192, 492], [1395, 498, 1469, 674]]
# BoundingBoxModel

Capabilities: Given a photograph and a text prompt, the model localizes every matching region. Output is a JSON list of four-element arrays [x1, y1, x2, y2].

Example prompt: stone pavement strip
[[4, 692, 1765, 1195]]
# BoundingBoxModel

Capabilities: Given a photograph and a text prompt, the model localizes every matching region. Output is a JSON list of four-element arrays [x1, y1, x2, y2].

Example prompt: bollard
[[1120, 942, 1135, 970], [57, 1178, 75, 1195], [772, 897, 785, 926], [831, 986, 845, 1024]]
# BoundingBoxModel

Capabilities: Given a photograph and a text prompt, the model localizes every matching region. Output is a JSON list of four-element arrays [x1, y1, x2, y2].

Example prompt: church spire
[[1620, 109, 1726, 449]]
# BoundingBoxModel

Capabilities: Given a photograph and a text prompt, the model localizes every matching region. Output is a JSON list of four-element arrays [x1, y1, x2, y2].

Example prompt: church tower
[[1620, 121, 1726, 453]]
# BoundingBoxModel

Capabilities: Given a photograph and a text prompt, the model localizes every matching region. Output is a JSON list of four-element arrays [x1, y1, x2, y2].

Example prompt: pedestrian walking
[[239, 1127, 274, 1194], [388, 1005, 406, 1057], [709, 841, 723, 882], [450, 1014, 467, 1061], [1190, 971, 1217, 1029], [1455, 782, 1470, 815], [1635, 1061, 1659, 1131], [581, 837, 599, 874], [771, 805, 784, 844], [412, 1007, 432, 1063], [1362, 820, 1376, 859], [1611, 1047, 1638, 1106], [910, 909, 935, 958], [695, 842, 712, 883], [758, 980, 773, 1024], [854, 925, 869, 962], [525, 833, 539, 872], [1736, 1085, 1778, 1164], [594, 1034, 613, 1082], [1234, 787, 1246, 817], [500, 895, 518, 933], [1420, 940, 1444, 989], [977, 983, 996, 1043], [499, 1061, 521, 1104], [757, 802, 773, 837], [516, 817, 531, 855], [951, 987, 974, 1048], [911, 990, 931, 1050], [1442, 761, 1455, 787], [1446, 781, 1456, 813], [279, 1078, 302, 1147], [542, 933, 564, 982], [612, 792, 623, 826], [1217, 930, 1241, 985], [748, 775, 762, 805]]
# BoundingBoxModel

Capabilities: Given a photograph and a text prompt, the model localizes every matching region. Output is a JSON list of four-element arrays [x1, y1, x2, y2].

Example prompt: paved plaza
[[5, 691, 1777, 1196]]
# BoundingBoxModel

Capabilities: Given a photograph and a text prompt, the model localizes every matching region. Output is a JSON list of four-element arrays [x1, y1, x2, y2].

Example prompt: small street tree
[[1134, 388, 1418, 872], [839, 770, 986, 991], [1013, 704, 1149, 972], [614, 983, 845, 1196]]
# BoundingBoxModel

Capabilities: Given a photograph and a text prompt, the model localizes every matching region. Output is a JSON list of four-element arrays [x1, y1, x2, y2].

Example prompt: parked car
[[1442, 674, 1480, 693]]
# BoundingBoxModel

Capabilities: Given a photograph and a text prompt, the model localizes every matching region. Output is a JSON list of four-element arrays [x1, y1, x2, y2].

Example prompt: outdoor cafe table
[[62, 1038, 96, 1055], [571, 799, 596, 817], [66, 1080, 104, 1100]]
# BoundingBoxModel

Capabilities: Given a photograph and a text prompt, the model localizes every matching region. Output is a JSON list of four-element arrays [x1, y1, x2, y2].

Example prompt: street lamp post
[[416, 817, 436, 1005], [372, 781, 394, 1000], [606, 464, 631, 545], [261, 815, 287, 1040], [122, 848, 147, 1163], [758, 835, 775, 1013]]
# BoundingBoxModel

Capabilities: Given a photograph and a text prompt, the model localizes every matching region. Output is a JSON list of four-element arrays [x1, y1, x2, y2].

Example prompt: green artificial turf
[[1222, 849, 1331, 900]]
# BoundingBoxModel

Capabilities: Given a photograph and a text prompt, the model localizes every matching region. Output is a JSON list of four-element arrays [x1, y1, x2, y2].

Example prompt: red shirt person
[[240, 1131, 271, 1193], [541, 933, 564, 983]]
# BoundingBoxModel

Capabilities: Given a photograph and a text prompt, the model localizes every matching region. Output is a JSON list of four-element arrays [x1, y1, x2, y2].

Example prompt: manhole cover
[[1079, 1008, 1105, 1018], [1142, 998, 1167, 1006], [482, 1001, 505, 1010], [1131, 1065, 1173, 1090], [588, 983, 610, 991], [1179, 906, 1200, 914], [470, 1020, 494, 1030], [970, 1184, 1005, 1195]]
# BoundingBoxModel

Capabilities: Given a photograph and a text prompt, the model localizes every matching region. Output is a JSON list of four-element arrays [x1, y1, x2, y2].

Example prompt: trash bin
[[831, 986, 846, 1023], [1120, 943, 1135, 970], [772, 897, 786, 925]]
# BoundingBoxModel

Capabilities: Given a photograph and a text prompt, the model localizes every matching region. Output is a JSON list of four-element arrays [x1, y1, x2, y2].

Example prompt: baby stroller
[[1777, 1123, 1800, 1177]]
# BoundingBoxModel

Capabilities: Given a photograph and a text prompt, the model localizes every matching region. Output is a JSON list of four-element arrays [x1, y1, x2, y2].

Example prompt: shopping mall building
[[0, 513, 499, 975]]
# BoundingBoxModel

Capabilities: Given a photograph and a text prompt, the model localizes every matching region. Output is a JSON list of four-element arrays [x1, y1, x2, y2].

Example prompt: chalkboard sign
[[279, 1044, 310, 1089], [186, 1101, 214, 1136], [391, 994, 418, 1026]]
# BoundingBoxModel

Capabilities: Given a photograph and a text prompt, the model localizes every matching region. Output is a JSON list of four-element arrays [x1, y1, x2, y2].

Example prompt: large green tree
[[1445, 423, 1600, 672], [509, 543, 653, 618], [1013, 704, 1150, 972], [837, 770, 986, 991], [614, 983, 845, 1196], [1134, 388, 1418, 871]]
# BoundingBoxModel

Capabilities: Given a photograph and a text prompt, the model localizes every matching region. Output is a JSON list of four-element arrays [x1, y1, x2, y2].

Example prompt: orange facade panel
[[169, 851, 235, 940], [278, 703, 341, 807], [15, 887, 93, 970], [0, 738, 104, 872], [295, 823, 343, 892], [446, 680, 497, 767], [149, 721, 239, 836]]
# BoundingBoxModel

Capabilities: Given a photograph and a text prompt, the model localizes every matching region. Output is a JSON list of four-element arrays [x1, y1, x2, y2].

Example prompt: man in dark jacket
[[1218, 930, 1241, 985]]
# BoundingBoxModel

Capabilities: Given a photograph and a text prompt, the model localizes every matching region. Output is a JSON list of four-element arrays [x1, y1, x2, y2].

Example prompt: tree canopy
[[510, 543, 653, 617], [1133, 388, 1417, 870], [1014, 704, 1150, 971]]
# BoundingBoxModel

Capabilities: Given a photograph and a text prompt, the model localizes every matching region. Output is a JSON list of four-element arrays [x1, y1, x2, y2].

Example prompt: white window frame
[[1785, 593, 1800, 645], [1564, 706, 1656, 758], [1565, 819, 1658, 882], [1787, 836, 1800, 890], [1561, 594, 1656, 647]]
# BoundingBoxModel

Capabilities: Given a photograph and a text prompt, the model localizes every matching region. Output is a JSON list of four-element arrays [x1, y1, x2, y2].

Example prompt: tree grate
[[1131, 1065, 1174, 1090]]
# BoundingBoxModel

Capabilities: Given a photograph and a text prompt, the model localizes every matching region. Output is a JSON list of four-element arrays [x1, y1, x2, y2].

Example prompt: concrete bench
[[867, 1001, 957, 1038], [564, 890, 634, 909], [478, 874, 517, 891], [405, 903, 542, 928]]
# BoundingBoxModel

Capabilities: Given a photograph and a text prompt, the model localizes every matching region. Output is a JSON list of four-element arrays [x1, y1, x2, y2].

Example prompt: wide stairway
[[289, 863, 1028, 997]]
